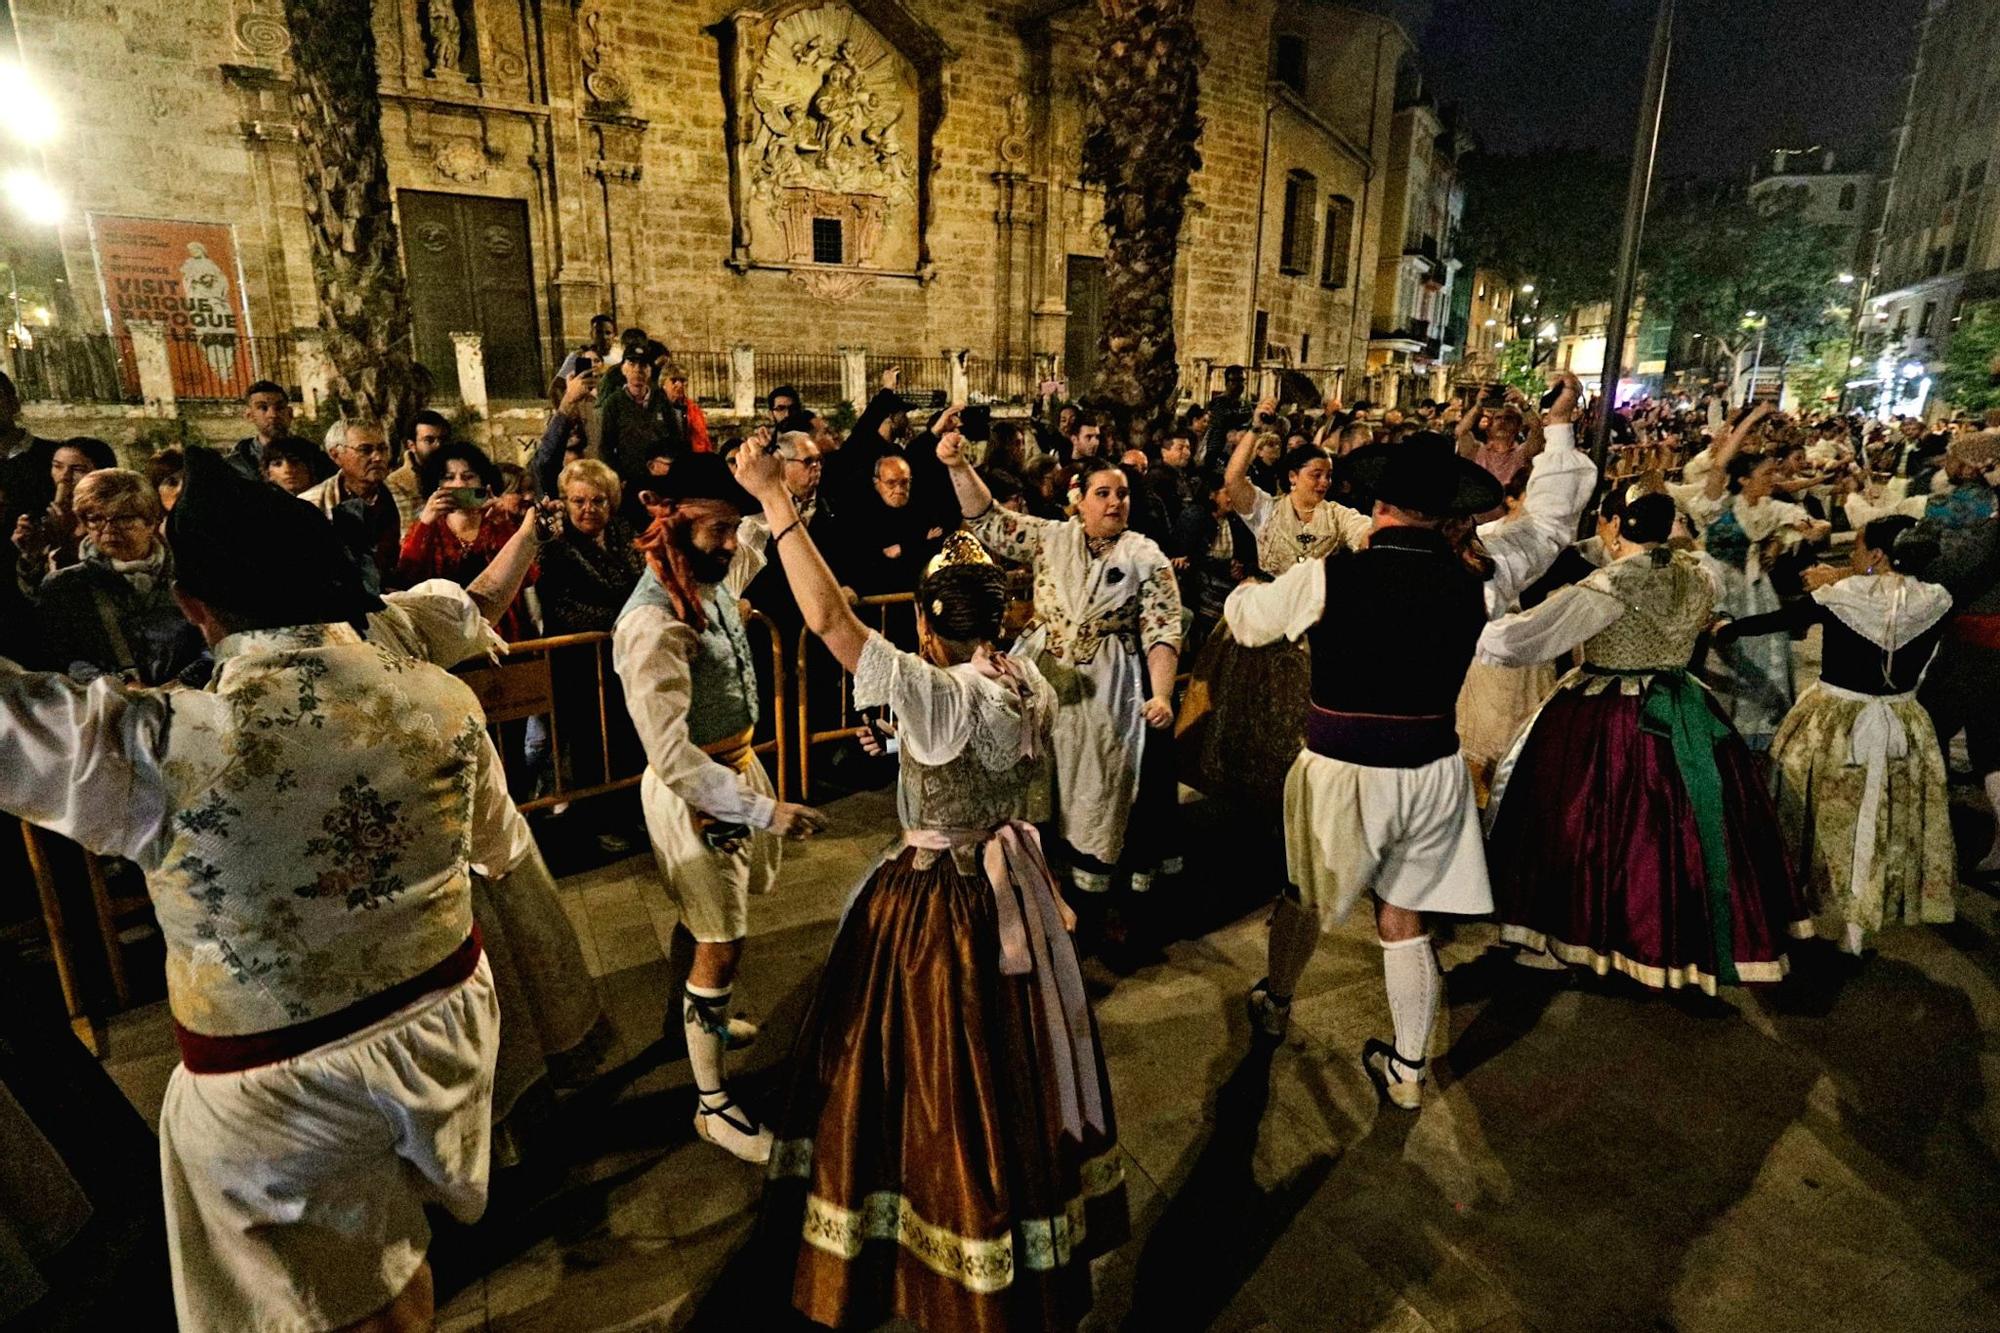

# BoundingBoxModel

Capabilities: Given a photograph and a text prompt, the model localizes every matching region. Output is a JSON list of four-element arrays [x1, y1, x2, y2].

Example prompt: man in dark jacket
[[598, 341, 685, 525]]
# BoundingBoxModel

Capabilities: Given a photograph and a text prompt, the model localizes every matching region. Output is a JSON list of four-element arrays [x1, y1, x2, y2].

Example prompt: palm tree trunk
[[280, 0, 420, 438], [1081, 0, 1204, 451]]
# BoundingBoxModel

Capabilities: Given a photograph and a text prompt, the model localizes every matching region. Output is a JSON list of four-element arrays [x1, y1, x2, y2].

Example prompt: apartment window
[[1252, 309, 1269, 361], [1279, 170, 1316, 275], [811, 217, 844, 265], [1299, 331, 1312, 364], [1319, 195, 1353, 289], [1918, 301, 1938, 337], [1892, 307, 1910, 338], [1950, 238, 1970, 270], [1273, 34, 1306, 94], [1838, 182, 1858, 211]]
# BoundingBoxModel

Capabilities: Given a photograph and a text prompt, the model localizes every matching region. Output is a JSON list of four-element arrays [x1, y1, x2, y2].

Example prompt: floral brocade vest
[[618, 570, 760, 747], [148, 623, 485, 1036]]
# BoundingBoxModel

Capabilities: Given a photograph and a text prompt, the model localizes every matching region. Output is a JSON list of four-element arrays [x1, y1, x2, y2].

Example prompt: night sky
[[1392, 0, 1926, 181]]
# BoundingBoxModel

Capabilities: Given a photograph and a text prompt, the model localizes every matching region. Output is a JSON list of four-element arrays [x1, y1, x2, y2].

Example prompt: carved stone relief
[[997, 91, 1029, 170], [230, 0, 289, 61], [721, 1, 946, 280], [579, 2, 631, 106], [431, 137, 489, 183]]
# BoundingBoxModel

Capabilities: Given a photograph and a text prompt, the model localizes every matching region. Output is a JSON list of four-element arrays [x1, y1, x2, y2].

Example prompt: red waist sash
[[174, 929, 483, 1074], [1951, 613, 2000, 653]]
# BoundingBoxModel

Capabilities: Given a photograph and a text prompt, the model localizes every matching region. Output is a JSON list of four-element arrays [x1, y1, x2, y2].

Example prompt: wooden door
[[399, 190, 544, 400], [1063, 254, 1105, 397]]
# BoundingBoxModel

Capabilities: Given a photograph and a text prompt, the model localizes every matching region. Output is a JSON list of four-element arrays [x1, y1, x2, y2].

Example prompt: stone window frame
[[1279, 169, 1316, 277], [1320, 194, 1353, 290]]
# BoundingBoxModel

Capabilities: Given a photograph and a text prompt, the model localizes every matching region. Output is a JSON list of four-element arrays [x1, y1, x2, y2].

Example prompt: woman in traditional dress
[[940, 437, 1181, 897], [1669, 404, 1827, 750], [1479, 493, 1811, 993], [1718, 516, 1956, 955], [734, 442, 1125, 1333], [1185, 434, 1373, 811]]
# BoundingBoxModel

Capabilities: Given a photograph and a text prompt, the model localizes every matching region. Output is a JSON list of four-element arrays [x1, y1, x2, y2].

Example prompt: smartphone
[[868, 717, 900, 756], [450, 487, 485, 509], [1539, 383, 1564, 411], [1480, 382, 1508, 408], [961, 404, 992, 442]]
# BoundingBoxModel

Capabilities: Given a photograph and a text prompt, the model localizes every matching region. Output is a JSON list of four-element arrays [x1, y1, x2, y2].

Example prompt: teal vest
[[617, 571, 759, 746]]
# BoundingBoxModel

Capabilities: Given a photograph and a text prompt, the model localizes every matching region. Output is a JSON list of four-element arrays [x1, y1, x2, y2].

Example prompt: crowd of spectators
[[6, 331, 1995, 776]]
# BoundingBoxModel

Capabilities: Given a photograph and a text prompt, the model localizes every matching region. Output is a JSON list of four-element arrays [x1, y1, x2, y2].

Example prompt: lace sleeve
[[852, 631, 979, 766]]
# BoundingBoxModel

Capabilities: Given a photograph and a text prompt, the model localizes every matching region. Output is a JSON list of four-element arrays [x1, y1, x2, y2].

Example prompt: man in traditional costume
[[612, 452, 825, 1164], [0, 448, 511, 1332], [1224, 443, 1503, 1110]]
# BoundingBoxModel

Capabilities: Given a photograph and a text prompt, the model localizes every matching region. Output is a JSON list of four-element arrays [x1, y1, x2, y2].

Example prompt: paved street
[[99, 773, 2000, 1333]]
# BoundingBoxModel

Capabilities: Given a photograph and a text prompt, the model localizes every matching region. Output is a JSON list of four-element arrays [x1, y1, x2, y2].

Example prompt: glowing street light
[[1848, 356, 1863, 368], [1520, 283, 1536, 294], [2, 169, 63, 226], [1483, 318, 1497, 327], [1837, 272, 1855, 284], [1902, 362, 1926, 379], [0, 64, 58, 148]]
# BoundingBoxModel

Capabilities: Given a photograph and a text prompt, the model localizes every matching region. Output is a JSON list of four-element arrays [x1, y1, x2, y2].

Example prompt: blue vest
[[617, 571, 759, 747]]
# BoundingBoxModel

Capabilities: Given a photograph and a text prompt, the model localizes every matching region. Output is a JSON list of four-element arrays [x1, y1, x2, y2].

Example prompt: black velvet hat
[[651, 451, 754, 513], [1343, 434, 1502, 519], [167, 445, 384, 628]]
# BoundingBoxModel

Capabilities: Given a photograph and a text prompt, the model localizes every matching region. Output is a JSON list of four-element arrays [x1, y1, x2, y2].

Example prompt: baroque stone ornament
[[787, 268, 878, 302], [719, 1, 952, 279], [231, 2, 289, 60], [579, 2, 631, 106], [997, 91, 1029, 169], [748, 9, 910, 203], [431, 137, 487, 183]]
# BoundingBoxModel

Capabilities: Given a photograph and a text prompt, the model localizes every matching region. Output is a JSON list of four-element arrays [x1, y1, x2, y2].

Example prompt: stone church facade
[[16, 0, 1419, 410]]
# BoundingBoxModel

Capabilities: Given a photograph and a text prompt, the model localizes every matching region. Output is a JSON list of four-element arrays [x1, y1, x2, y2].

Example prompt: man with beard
[[612, 452, 825, 1163]]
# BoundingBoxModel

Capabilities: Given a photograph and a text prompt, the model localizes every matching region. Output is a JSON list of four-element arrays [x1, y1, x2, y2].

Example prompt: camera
[[961, 404, 991, 443]]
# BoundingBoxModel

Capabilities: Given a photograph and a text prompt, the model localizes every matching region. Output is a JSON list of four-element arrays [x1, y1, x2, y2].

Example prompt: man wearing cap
[[1222, 434, 1506, 1111], [598, 340, 684, 526], [0, 447, 514, 1331], [613, 450, 824, 1163]]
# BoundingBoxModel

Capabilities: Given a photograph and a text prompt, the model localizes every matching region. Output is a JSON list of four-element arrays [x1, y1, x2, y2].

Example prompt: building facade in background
[[4, 0, 1424, 417], [1363, 63, 1469, 408], [1747, 147, 1881, 276], [1856, 0, 2000, 419]]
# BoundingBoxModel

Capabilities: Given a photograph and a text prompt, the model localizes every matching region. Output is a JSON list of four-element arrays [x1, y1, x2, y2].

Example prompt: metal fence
[[10, 331, 136, 404], [160, 330, 301, 403], [756, 351, 844, 410], [867, 352, 954, 408], [675, 349, 732, 408], [970, 353, 1037, 404]]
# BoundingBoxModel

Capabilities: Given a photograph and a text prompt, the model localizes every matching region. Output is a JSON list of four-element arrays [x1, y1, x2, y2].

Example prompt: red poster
[[88, 213, 256, 399]]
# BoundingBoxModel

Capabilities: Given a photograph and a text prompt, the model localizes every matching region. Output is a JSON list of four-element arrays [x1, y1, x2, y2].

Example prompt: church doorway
[[398, 190, 544, 400]]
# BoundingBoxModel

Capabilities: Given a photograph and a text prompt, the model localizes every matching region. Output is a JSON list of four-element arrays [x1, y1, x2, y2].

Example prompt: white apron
[[1014, 525, 1164, 864]]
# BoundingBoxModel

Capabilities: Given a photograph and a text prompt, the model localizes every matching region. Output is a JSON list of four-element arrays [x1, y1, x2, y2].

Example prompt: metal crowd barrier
[[455, 608, 791, 807], [794, 592, 918, 795]]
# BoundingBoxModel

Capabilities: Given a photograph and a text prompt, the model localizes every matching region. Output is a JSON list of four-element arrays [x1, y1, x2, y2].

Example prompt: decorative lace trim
[[1500, 923, 1813, 995], [777, 1141, 1124, 1295]]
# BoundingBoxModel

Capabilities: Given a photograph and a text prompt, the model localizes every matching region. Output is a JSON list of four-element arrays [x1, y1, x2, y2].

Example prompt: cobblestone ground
[[108, 772, 2000, 1333], [73, 562, 2000, 1333]]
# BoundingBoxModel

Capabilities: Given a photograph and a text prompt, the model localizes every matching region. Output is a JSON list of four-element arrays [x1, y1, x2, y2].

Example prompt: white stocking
[[684, 982, 733, 1109], [1380, 934, 1441, 1081]]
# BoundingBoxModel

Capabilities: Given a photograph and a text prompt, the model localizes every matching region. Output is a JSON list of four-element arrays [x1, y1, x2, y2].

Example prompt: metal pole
[[1591, 0, 1676, 467]]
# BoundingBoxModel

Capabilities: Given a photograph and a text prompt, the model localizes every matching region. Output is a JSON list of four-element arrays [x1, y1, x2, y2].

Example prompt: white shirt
[[1476, 551, 1724, 667]]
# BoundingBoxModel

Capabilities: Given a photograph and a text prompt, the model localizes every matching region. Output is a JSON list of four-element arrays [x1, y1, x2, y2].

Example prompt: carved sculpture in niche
[[579, 2, 631, 106], [426, 0, 464, 77], [722, 1, 942, 282]]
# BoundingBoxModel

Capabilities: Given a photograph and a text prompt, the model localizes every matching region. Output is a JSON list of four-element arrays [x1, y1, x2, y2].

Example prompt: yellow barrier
[[794, 591, 916, 795]]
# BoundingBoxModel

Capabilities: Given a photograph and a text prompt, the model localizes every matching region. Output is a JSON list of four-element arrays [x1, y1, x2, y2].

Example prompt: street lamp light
[[0, 65, 58, 148], [2, 169, 62, 227], [1837, 272, 1855, 285], [1520, 283, 1535, 294]]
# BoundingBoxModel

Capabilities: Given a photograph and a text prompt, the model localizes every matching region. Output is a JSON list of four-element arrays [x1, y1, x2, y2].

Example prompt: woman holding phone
[[397, 440, 541, 641]]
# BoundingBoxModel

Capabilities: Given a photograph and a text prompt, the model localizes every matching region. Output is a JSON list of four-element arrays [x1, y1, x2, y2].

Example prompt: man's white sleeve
[[612, 606, 776, 828], [0, 665, 175, 865], [1224, 557, 1326, 647]]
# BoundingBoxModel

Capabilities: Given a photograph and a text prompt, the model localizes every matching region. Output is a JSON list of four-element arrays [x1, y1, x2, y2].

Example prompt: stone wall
[[16, 0, 1416, 416]]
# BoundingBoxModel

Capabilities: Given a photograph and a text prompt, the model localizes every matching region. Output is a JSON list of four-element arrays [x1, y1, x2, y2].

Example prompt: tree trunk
[[281, 0, 420, 439], [1081, 0, 1203, 451]]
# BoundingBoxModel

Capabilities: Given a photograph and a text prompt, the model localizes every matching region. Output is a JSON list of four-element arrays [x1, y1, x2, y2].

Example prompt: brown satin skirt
[[764, 844, 1127, 1332]]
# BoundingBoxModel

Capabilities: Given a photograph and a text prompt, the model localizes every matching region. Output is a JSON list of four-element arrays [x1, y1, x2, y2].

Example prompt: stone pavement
[[101, 783, 2000, 1333]]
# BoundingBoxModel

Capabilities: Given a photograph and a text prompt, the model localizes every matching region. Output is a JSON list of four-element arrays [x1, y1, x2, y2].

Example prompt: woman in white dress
[[1669, 404, 1828, 750], [938, 435, 1182, 897], [732, 445, 1125, 1333]]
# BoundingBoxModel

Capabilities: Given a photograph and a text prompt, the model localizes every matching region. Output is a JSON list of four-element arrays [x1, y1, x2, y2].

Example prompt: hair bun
[[1889, 527, 1941, 576]]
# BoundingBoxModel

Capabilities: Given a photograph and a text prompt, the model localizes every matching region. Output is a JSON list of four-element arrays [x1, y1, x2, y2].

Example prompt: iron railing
[[10, 331, 136, 404], [756, 351, 844, 411]]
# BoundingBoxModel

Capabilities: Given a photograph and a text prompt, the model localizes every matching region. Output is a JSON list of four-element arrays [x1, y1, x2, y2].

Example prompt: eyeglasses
[[346, 443, 391, 458], [80, 513, 149, 533], [782, 455, 823, 469], [565, 495, 611, 510]]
